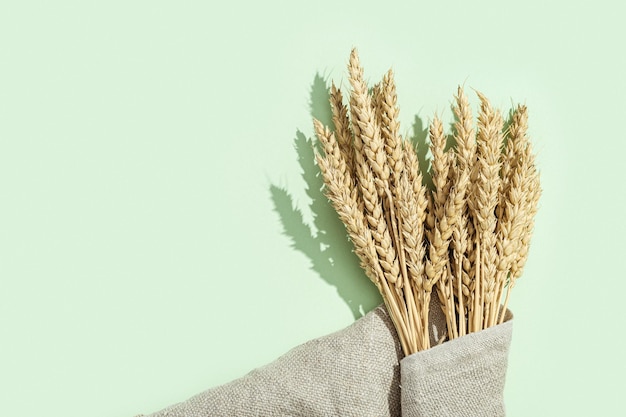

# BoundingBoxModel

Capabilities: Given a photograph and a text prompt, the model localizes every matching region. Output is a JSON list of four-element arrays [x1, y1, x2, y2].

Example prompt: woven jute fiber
[[136, 304, 512, 417], [137, 305, 404, 417], [400, 311, 513, 417]]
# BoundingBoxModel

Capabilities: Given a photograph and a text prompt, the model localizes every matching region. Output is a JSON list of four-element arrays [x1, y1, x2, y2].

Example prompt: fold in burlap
[[136, 305, 512, 417]]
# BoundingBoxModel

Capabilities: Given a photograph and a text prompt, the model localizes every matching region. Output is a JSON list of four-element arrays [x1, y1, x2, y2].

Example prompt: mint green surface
[[1, 1, 624, 416]]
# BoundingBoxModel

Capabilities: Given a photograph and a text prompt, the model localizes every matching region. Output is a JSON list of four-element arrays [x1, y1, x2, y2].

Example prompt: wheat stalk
[[397, 137, 431, 350]]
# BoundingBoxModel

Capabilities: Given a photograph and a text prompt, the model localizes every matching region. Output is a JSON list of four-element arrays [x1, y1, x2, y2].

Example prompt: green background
[[1, 1, 624, 416]]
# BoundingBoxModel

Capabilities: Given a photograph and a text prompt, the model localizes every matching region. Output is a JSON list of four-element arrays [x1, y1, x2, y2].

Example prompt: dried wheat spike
[[469, 92, 504, 330], [313, 119, 376, 285], [378, 69, 404, 187], [450, 87, 476, 336], [403, 142, 429, 224], [497, 105, 541, 323], [434, 158, 471, 340], [453, 87, 476, 172], [429, 116, 452, 220], [330, 82, 355, 178], [509, 105, 541, 280], [347, 49, 400, 286], [314, 118, 412, 353], [348, 49, 390, 186], [494, 107, 528, 290], [346, 50, 412, 350]]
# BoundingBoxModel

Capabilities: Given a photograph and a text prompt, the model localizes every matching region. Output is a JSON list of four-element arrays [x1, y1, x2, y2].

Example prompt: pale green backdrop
[[1, 1, 624, 416]]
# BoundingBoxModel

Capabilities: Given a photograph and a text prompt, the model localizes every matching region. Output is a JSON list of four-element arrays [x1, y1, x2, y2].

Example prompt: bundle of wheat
[[134, 49, 534, 417], [315, 48, 541, 356]]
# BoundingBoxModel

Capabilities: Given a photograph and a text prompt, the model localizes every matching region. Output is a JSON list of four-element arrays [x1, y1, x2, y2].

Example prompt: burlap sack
[[136, 305, 512, 417], [136, 305, 403, 417], [400, 313, 513, 417]]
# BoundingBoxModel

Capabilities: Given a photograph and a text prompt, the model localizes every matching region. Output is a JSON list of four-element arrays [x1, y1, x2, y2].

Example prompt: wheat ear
[[435, 159, 471, 341], [313, 118, 413, 353], [450, 87, 475, 336], [313, 120, 376, 284], [468, 92, 503, 331], [498, 105, 541, 323], [330, 82, 355, 178], [347, 49, 417, 352], [378, 69, 404, 186], [375, 68, 426, 349]]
